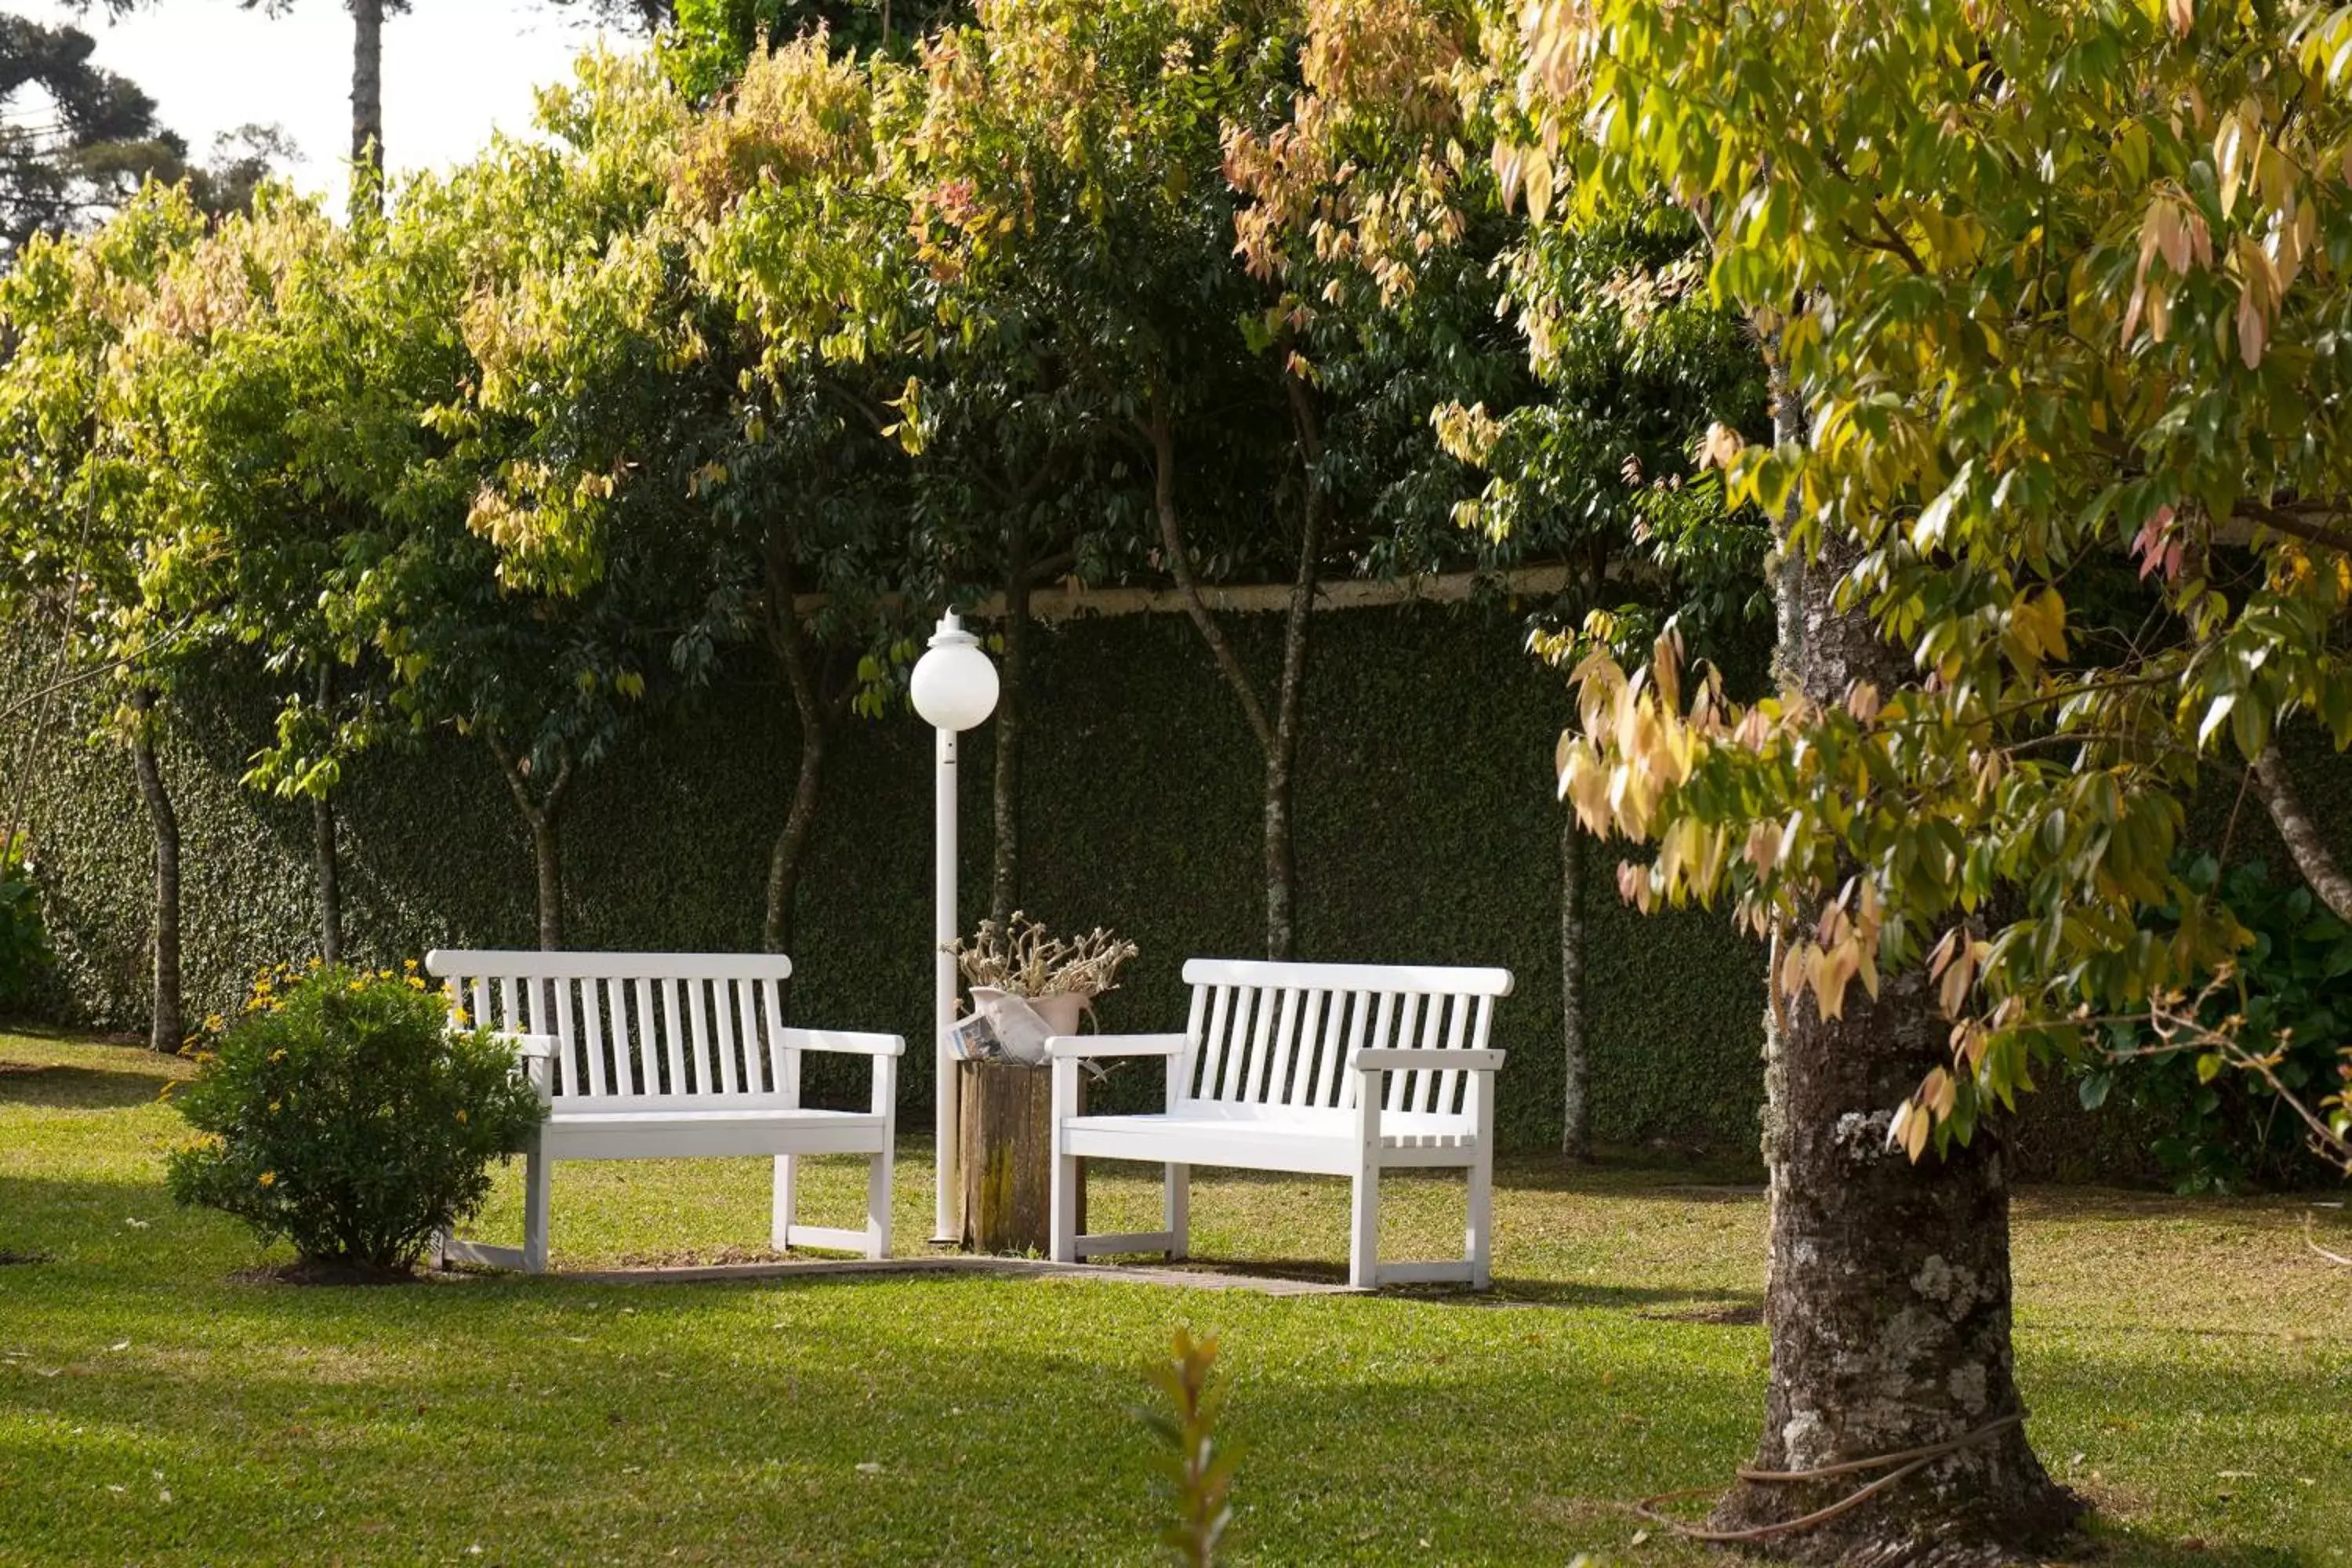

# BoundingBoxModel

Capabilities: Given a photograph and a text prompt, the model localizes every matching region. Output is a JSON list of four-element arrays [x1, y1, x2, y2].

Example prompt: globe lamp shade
[[910, 616, 999, 731]]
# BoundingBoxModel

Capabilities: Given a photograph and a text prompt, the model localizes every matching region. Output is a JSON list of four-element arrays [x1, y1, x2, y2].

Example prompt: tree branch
[[1145, 396, 1274, 754], [2250, 743, 2352, 923]]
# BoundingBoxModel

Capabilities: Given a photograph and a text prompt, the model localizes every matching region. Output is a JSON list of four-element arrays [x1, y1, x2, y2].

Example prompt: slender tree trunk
[[1708, 515, 2074, 1563], [1260, 377, 1325, 962], [765, 717, 826, 956], [993, 520, 1029, 931], [1146, 388, 1320, 960], [1764, 344, 1809, 691], [528, 815, 562, 952], [349, 0, 384, 218], [2250, 742, 2352, 924], [312, 665, 343, 968], [760, 529, 829, 962], [313, 794, 341, 967], [126, 688, 180, 1053], [1560, 807, 1589, 1160], [488, 735, 572, 952]]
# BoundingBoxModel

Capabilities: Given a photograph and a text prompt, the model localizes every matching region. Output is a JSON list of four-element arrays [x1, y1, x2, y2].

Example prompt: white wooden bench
[[1048, 958, 1512, 1289], [424, 949, 903, 1272]]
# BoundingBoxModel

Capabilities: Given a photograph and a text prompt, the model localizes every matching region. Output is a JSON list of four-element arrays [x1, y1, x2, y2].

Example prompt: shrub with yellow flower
[[162, 964, 545, 1273]]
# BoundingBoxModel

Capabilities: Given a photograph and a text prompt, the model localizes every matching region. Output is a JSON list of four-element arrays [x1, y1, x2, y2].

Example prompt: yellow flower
[[307, 956, 323, 970], [454, 1109, 468, 1124], [269, 1049, 287, 1064], [155, 1081, 176, 1102], [450, 1007, 470, 1028], [202, 1014, 224, 1033], [405, 977, 426, 991], [257, 1171, 276, 1188], [403, 959, 419, 972], [267, 1101, 281, 1115]]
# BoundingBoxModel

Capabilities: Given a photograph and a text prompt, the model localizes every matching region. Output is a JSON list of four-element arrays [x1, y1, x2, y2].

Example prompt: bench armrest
[[1353, 1048, 1506, 1072], [495, 1031, 561, 1061], [1047, 1033, 1188, 1059], [779, 1026, 906, 1058]]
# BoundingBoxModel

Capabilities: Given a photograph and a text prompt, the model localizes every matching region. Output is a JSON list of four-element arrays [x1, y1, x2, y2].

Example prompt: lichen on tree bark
[[1709, 524, 2078, 1565]]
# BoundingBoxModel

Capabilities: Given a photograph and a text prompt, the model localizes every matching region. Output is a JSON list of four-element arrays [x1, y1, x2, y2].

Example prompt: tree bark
[[312, 664, 343, 968], [1260, 377, 1325, 962], [1708, 528, 2076, 1564], [2249, 743, 2352, 924], [126, 688, 180, 1054], [1560, 806, 1589, 1160], [314, 793, 341, 967], [488, 735, 572, 952], [527, 814, 562, 953], [760, 528, 831, 964], [993, 518, 1029, 930], [349, 0, 384, 219], [1766, 343, 1808, 691]]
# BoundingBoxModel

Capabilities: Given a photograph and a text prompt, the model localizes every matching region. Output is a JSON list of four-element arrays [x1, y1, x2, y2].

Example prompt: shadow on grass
[[2012, 1185, 2350, 1223], [2069, 1524, 2304, 1567], [0, 1058, 176, 1110]]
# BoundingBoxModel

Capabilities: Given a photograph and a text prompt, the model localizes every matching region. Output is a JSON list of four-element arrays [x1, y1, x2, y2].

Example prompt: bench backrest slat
[[1171, 959, 1512, 1123], [426, 951, 798, 1108]]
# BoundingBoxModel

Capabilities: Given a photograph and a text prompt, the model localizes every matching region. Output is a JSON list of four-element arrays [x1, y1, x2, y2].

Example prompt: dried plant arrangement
[[947, 912, 1138, 998]]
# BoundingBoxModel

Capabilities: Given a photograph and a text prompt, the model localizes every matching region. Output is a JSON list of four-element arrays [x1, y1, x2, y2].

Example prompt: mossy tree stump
[[957, 1060, 1080, 1253]]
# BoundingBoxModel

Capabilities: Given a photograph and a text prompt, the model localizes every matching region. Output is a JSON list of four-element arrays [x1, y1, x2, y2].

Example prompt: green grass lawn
[[2, 1030, 2347, 1566]]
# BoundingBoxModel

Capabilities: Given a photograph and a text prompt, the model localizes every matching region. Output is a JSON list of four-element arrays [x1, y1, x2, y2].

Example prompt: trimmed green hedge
[[7, 605, 1769, 1154], [13, 601, 2347, 1170]]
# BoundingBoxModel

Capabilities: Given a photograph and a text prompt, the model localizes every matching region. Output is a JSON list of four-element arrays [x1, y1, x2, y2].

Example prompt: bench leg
[[864, 1145, 892, 1261], [1163, 1163, 1190, 1261], [1348, 1163, 1380, 1290], [1465, 1153, 1494, 1290], [521, 1146, 551, 1275], [771, 1154, 798, 1252], [1051, 1145, 1080, 1265], [1050, 1058, 1079, 1264]]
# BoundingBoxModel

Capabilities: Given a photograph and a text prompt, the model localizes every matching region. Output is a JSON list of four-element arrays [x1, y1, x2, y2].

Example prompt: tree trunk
[[314, 793, 342, 968], [1708, 528, 2076, 1564], [764, 717, 826, 956], [1560, 807, 1589, 1160], [993, 521, 1029, 930], [126, 689, 180, 1054], [1766, 347, 1808, 691], [2250, 743, 2352, 924], [759, 532, 833, 965], [488, 735, 571, 953], [1147, 390, 1320, 961], [349, 0, 384, 218], [528, 815, 562, 953], [312, 664, 343, 968], [1259, 377, 1324, 962]]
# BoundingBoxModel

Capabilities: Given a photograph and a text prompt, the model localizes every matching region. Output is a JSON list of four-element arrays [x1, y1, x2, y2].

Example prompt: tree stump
[[957, 1060, 1080, 1253]]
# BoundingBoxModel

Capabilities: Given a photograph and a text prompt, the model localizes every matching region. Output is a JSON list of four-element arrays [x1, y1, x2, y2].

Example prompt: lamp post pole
[[931, 720, 959, 1243], [909, 612, 998, 1246]]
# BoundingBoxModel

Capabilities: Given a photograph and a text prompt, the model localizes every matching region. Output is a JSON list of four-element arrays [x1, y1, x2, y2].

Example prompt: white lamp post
[[909, 610, 999, 1244]]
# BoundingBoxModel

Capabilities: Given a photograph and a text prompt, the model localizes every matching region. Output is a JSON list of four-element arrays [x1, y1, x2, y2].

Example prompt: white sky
[[22, 0, 625, 201]]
